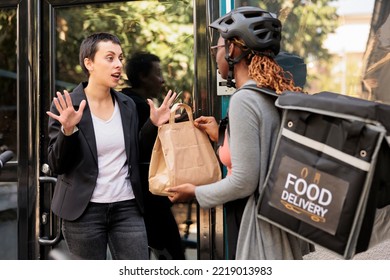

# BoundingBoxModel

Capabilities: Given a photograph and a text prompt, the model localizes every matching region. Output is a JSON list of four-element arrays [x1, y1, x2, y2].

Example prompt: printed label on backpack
[[268, 156, 349, 235]]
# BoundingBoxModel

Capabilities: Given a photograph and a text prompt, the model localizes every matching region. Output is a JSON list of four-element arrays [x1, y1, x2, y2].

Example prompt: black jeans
[[62, 199, 148, 260]]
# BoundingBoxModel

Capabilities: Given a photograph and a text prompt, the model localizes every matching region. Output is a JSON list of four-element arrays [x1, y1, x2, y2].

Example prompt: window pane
[[54, 0, 196, 259], [0, 7, 17, 260], [55, 0, 194, 100]]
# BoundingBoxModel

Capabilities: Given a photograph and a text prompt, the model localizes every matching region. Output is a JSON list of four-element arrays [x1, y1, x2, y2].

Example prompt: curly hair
[[230, 38, 303, 94], [248, 55, 302, 94]]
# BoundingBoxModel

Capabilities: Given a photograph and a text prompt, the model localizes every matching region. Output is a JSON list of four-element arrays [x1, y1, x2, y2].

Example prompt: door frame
[[0, 0, 40, 260], [1, 0, 223, 260]]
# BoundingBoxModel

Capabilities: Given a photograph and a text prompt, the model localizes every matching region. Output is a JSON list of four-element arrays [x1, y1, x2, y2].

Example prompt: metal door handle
[[38, 176, 61, 246]]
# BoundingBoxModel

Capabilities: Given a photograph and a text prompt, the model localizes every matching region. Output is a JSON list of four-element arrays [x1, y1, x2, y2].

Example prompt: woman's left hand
[[147, 90, 177, 126], [167, 183, 196, 203]]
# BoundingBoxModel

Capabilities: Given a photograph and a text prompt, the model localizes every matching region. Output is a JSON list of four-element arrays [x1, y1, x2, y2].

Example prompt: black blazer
[[47, 82, 144, 221]]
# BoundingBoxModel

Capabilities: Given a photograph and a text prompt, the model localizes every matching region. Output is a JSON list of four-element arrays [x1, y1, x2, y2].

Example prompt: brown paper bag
[[148, 103, 222, 196]]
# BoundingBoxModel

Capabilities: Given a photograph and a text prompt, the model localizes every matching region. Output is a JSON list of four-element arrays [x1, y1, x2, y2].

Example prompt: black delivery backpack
[[257, 90, 390, 259]]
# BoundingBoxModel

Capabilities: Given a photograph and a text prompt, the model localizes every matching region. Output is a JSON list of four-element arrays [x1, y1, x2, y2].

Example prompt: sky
[[335, 0, 375, 15], [324, 0, 376, 53]]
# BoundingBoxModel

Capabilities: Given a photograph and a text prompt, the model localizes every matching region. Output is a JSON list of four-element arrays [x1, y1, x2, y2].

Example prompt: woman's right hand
[[46, 90, 86, 135], [194, 116, 219, 142]]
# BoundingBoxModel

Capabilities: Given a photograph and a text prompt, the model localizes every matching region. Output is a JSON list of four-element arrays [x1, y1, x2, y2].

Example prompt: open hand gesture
[[147, 90, 177, 127], [46, 90, 86, 135]]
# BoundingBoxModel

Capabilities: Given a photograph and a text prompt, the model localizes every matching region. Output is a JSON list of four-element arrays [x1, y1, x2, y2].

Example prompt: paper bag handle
[[169, 103, 194, 123]]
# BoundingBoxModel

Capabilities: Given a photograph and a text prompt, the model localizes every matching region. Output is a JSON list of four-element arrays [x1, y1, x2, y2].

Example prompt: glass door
[[0, 4, 18, 260], [39, 0, 209, 260]]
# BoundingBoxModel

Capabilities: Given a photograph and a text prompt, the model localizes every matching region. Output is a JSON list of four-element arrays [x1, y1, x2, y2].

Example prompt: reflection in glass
[[0, 8, 17, 260], [55, 0, 194, 99], [54, 0, 196, 259], [0, 8, 17, 155], [363, 4, 390, 103]]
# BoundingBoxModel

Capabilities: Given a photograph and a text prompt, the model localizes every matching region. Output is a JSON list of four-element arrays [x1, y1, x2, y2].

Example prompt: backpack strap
[[217, 115, 229, 147], [238, 84, 279, 99], [217, 84, 279, 148]]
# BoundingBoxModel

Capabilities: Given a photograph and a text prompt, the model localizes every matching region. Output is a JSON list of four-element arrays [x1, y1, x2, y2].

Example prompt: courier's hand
[[194, 116, 219, 142], [167, 183, 196, 203], [147, 90, 177, 126]]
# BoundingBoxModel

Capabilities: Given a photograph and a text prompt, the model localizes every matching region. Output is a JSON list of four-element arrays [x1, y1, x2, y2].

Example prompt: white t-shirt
[[90, 100, 135, 203]]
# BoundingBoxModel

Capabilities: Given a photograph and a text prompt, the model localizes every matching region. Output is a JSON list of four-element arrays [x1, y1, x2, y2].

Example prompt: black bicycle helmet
[[209, 6, 282, 55]]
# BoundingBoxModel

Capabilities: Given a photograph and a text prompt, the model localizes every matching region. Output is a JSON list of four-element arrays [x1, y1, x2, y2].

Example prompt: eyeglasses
[[210, 44, 225, 57]]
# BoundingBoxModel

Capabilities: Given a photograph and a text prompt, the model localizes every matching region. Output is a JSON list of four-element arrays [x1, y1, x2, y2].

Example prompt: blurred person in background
[[122, 51, 185, 259]]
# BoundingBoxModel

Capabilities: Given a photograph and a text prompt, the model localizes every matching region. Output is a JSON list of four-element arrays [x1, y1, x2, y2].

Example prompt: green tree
[[56, 0, 194, 95], [237, 0, 339, 92], [56, 0, 340, 94], [238, 0, 338, 60]]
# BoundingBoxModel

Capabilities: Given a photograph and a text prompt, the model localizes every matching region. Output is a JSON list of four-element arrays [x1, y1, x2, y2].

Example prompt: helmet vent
[[245, 12, 265, 19]]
